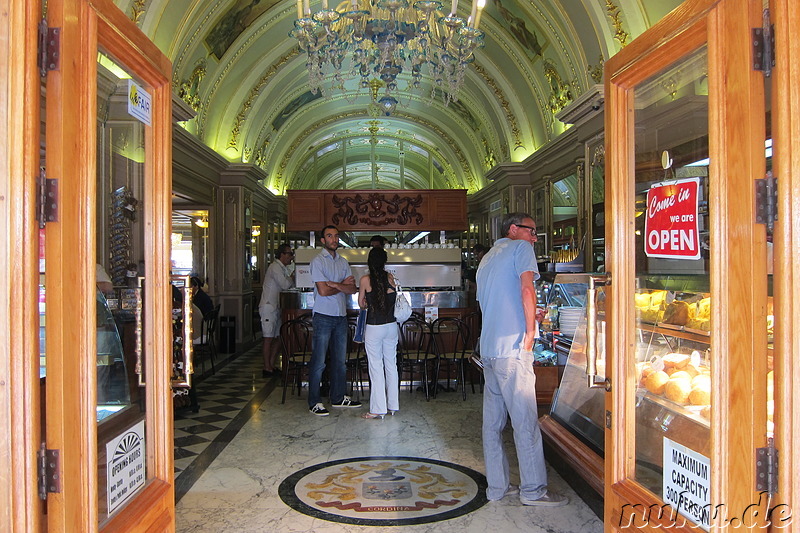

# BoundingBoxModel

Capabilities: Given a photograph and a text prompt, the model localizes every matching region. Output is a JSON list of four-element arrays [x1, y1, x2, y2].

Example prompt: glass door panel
[[95, 48, 150, 524], [631, 45, 712, 522]]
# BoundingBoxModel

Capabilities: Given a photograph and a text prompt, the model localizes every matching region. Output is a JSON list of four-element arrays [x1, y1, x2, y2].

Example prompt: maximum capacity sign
[[645, 178, 701, 260]]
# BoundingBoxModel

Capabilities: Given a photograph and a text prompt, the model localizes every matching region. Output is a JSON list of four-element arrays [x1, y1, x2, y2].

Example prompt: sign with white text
[[663, 437, 710, 531], [644, 178, 701, 260], [107, 420, 146, 514], [127, 80, 152, 126]]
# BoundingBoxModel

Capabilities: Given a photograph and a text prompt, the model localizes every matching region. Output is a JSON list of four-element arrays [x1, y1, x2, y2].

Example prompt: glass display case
[[546, 274, 713, 495], [96, 289, 132, 421]]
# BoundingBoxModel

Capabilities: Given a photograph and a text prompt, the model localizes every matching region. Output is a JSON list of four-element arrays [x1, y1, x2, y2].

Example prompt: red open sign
[[644, 178, 701, 260]]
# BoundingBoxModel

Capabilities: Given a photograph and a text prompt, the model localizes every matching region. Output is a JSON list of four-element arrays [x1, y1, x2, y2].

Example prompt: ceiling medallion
[[290, 0, 486, 109]]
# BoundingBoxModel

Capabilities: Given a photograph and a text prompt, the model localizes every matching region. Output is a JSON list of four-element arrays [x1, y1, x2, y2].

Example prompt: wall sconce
[[195, 216, 208, 228]]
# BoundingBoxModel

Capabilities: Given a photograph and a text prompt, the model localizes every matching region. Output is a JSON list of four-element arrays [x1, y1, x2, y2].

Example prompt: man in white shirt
[[259, 244, 295, 377]]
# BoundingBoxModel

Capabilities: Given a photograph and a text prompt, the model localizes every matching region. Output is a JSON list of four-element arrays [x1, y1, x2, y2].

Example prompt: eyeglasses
[[515, 224, 538, 236]]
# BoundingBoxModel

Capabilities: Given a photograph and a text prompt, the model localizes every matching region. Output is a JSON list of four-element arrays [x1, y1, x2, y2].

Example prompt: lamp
[[291, 0, 486, 108], [195, 216, 208, 228], [252, 225, 261, 237]]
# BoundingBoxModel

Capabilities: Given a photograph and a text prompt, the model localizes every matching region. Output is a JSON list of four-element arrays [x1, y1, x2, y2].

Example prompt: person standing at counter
[[358, 247, 399, 419], [259, 243, 295, 377], [475, 212, 567, 507], [308, 225, 362, 416]]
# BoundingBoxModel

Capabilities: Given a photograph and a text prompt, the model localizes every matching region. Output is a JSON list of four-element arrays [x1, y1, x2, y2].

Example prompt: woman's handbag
[[393, 280, 413, 323], [353, 308, 367, 343]]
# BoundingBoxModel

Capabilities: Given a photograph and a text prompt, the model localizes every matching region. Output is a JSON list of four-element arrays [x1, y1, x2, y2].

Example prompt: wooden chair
[[193, 304, 220, 376], [430, 316, 471, 400], [279, 315, 313, 403], [346, 317, 368, 400], [397, 316, 436, 401]]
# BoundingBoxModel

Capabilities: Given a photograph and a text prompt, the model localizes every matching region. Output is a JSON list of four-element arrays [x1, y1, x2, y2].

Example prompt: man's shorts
[[259, 304, 281, 337]]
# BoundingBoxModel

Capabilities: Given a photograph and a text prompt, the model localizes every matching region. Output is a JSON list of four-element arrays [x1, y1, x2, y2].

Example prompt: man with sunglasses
[[259, 243, 295, 377], [476, 212, 567, 507]]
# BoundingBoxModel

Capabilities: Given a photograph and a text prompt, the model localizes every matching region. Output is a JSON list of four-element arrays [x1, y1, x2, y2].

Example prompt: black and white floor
[[173, 346, 603, 532]]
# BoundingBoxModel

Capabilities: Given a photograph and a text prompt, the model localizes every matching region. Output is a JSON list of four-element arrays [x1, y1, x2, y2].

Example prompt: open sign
[[644, 178, 701, 260]]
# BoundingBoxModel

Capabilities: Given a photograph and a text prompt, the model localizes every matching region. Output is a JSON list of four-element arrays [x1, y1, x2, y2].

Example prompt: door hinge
[[36, 168, 58, 228], [755, 171, 777, 232], [753, 9, 774, 77], [37, 444, 61, 500], [755, 439, 778, 495], [37, 19, 60, 77]]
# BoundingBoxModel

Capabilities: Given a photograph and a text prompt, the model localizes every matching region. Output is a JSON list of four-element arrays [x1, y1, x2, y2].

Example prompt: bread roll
[[689, 385, 710, 406], [645, 371, 670, 395], [665, 377, 692, 404], [668, 370, 692, 381], [682, 364, 700, 378], [691, 374, 711, 389]]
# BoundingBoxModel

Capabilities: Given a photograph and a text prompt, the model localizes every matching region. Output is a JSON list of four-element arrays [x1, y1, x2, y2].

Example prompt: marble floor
[[174, 348, 603, 532]]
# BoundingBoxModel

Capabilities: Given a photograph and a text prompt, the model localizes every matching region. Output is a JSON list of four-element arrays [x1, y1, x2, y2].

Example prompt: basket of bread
[[637, 351, 711, 420]]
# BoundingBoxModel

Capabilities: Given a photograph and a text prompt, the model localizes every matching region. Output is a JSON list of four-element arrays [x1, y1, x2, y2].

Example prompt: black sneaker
[[309, 403, 330, 416], [330, 396, 362, 408]]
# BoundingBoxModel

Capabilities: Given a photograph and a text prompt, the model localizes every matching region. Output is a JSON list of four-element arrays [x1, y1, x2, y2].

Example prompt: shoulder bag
[[393, 278, 413, 323]]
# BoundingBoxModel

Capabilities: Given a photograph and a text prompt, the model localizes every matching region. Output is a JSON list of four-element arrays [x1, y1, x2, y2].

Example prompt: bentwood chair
[[430, 316, 471, 400], [193, 304, 220, 376], [397, 315, 436, 401], [279, 316, 313, 403], [346, 316, 368, 400]]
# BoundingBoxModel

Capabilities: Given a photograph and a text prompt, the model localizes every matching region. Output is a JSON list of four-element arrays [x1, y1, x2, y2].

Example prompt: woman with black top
[[190, 276, 214, 318], [357, 247, 399, 419]]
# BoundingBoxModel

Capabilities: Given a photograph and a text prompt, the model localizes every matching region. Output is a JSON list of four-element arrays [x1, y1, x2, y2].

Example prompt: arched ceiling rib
[[124, 0, 684, 194]]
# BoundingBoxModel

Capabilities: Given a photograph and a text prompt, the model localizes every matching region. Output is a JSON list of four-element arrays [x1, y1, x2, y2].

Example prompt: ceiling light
[[290, 0, 486, 109], [195, 217, 208, 228], [252, 225, 261, 237]]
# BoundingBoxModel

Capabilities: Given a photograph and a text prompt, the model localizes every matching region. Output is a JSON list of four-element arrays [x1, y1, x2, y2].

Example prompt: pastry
[[663, 300, 690, 325], [645, 371, 670, 395], [700, 405, 711, 419], [665, 377, 692, 404], [682, 364, 700, 378], [667, 370, 692, 381], [663, 352, 690, 369]]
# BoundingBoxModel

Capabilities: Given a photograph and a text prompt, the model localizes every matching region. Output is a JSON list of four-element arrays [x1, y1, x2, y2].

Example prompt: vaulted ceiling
[[121, 0, 682, 195]]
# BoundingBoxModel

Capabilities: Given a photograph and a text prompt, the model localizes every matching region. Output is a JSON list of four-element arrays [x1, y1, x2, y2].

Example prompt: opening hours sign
[[644, 178, 701, 260]]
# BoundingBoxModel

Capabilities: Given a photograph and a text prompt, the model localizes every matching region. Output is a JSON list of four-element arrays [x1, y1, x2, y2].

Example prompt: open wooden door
[[603, 0, 785, 530], [39, 0, 174, 530]]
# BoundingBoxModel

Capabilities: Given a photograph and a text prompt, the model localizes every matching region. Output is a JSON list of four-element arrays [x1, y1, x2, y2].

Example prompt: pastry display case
[[542, 274, 715, 496]]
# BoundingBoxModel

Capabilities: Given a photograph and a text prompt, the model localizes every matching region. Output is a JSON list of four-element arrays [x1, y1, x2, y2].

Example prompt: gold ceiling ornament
[[177, 60, 207, 112], [227, 50, 297, 150], [255, 136, 271, 167], [605, 0, 629, 47], [543, 59, 573, 114], [587, 54, 604, 84], [291, 0, 487, 109], [471, 63, 523, 152], [130, 0, 147, 25]]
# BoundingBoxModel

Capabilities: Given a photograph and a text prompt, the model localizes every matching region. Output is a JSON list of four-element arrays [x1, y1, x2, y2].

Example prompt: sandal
[[362, 413, 385, 420]]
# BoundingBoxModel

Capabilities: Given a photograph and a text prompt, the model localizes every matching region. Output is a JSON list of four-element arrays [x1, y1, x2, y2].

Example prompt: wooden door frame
[[41, 0, 174, 530], [604, 0, 769, 530], [771, 0, 800, 522], [1, 0, 46, 531]]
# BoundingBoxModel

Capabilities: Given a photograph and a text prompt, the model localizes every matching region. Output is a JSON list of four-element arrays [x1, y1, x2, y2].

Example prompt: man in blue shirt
[[308, 225, 362, 415], [476, 212, 567, 506]]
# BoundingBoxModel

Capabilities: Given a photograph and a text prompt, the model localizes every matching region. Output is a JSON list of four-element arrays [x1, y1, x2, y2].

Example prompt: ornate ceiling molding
[[472, 63, 523, 153]]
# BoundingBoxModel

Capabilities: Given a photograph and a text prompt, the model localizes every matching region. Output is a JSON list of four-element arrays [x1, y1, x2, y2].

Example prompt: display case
[[96, 289, 132, 421], [542, 274, 714, 496]]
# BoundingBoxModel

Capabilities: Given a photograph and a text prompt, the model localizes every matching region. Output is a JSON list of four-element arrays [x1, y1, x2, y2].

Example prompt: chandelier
[[291, 0, 486, 108]]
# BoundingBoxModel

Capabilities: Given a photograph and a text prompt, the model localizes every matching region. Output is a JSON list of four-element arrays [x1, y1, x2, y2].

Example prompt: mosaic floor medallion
[[279, 456, 488, 526]]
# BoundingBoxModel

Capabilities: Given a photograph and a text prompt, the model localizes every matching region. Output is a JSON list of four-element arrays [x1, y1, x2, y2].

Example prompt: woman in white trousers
[[358, 247, 400, 419]]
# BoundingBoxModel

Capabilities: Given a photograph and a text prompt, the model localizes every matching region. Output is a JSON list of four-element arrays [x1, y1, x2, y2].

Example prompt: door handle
[[182, 279, 193, 387], [586, 273, 610, 390], [135, 276, 145, 387]]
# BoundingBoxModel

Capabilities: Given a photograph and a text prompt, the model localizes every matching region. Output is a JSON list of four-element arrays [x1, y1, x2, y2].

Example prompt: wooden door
[[770, 0, 800, 523], [43, 0, 174, 531], [604, 0, 775, 530]]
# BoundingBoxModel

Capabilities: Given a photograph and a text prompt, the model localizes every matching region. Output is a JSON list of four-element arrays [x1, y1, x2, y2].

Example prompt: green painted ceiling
[[121, 0, 683, 194]]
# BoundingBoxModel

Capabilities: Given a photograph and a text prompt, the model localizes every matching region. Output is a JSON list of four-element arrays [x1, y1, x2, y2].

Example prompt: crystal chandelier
[[290, 0, 486, 107]]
